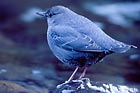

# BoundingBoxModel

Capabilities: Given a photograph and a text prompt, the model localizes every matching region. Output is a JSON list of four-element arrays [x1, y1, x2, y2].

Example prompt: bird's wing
[[50, 26, 107, 52]]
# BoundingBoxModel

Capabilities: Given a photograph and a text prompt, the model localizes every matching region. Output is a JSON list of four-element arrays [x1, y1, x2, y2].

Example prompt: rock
[[0, 80, 48, 93], [54, 78, 139, 93]]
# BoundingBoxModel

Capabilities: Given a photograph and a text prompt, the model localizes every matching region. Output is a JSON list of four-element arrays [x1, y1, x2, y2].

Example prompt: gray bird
[[37, 6, 137, 82]]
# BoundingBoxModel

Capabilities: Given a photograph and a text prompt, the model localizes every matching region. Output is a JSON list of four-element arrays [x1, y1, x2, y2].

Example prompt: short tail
[[130, 45, 137, 48], [112, 44, 137, 53], [120, 44, 137, 53]]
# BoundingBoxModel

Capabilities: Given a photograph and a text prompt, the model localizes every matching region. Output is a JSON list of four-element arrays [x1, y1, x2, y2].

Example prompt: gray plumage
[[37, 6, 136, 67]]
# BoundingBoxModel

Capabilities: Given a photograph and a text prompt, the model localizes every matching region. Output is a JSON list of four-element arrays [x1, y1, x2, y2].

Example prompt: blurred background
[[0, 0, 140, 92]]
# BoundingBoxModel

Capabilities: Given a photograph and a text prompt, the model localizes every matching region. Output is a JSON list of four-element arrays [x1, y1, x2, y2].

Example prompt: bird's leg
[[79, 67, 88, 79], [66, 67, 79, 83], [57, 67, 79, 89]]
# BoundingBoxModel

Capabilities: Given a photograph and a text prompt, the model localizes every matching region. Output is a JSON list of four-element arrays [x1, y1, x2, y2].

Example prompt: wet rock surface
[[0, 79, 139, 93], [54, 78, 139, 93], [0, 80, 48, 93], [0, 0, 140, 93]]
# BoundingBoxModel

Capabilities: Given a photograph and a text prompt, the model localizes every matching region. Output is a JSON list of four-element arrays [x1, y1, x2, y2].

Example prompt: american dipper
[[37, 6, 137, 82]]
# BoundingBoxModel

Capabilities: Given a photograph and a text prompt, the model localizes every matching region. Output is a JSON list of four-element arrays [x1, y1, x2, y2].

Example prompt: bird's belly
[[47, 35, 106, 67], [48, 43, 99, 67]]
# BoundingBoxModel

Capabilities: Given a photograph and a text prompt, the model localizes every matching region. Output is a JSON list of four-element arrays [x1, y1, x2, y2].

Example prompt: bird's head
[[37, 6, 76, 25], [36, 6, 69, 18]]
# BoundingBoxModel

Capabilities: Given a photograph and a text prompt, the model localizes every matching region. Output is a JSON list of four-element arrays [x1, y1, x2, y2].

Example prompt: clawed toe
[[56, 81, 69, 89], [56, 78, 91, 90], [56, 79, 83, 89]]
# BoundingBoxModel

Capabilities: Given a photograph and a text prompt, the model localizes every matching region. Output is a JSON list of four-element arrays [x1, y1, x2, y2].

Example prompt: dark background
[[0, 0, 140, 91]]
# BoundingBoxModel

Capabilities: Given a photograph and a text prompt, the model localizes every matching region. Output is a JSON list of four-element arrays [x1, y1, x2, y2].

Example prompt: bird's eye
[[45, 9, 57, 17]]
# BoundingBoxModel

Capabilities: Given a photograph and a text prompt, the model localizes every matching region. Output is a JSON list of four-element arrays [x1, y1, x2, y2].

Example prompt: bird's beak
[[36, 12, 46, 17]]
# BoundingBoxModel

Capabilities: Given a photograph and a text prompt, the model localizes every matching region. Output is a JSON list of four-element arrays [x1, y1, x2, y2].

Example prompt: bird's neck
[[47, 11, 77, 26], [47, 18, 56, 26]]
